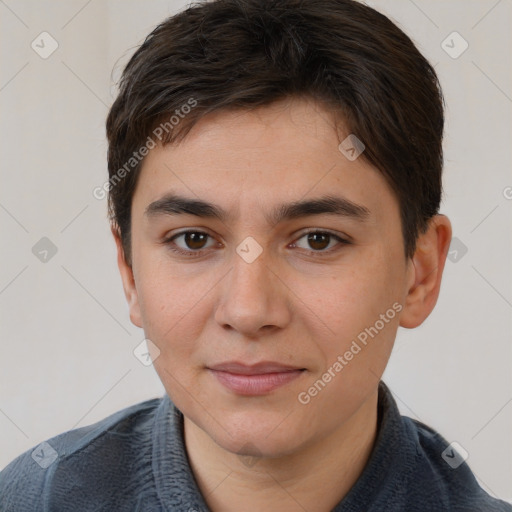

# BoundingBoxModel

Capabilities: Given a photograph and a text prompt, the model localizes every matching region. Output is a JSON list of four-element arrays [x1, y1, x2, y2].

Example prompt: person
[[1, 0, 510, 510]]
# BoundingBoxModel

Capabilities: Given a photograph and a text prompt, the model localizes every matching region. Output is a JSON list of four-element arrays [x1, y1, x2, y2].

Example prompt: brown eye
[[292, 231, 348, 254], [166, 230, 217, 256], [183, 232, 209, 250], [307, 233, 331, 251]]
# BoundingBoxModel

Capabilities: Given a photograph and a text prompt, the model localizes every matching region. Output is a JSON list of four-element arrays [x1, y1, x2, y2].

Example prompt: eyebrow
[[145, 193, 370, 225]]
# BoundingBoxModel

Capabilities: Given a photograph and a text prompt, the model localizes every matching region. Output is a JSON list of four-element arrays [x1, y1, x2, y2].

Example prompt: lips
[[208, 361, 305, 395]]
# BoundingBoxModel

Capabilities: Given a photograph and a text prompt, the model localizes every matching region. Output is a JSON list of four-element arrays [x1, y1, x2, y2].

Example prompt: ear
[[399, 215, 452, 329], [112, 225, 143, 328]]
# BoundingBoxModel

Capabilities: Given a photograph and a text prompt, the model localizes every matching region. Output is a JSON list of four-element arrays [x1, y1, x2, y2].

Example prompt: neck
[[183, 389, 379, 512]]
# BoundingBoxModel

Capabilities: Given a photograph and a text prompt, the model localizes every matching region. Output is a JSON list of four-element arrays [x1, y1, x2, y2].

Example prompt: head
[[106, 0, 451, 458]]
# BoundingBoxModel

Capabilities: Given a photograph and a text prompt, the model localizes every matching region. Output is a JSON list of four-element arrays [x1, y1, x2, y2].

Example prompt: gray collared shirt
[[1, 382, 510, 511]]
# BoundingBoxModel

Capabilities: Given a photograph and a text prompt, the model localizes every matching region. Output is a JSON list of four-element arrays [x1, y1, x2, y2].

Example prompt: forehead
[[133, 97, 398, 224]]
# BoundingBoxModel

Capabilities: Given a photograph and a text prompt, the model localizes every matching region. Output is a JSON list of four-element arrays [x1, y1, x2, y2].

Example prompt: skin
[[114, 96, 452, 511]]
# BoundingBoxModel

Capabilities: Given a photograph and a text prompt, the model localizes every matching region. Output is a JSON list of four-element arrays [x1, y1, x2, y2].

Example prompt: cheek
[[139, 269, 209, 408], [134, 255, 210, 354], [294, 250, 404, 381], [298, 255, 403, 337], [134, 240, 192, 308]]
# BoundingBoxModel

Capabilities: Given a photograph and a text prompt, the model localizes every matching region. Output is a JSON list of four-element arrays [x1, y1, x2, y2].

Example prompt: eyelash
[[163, 229, 350, 258]]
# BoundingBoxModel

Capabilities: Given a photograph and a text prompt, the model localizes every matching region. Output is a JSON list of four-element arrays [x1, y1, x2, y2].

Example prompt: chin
[[202, 408, 313, 458]]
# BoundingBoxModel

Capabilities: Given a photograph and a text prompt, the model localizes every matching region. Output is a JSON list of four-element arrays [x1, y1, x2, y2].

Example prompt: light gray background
[[1, 0, 511, 503]]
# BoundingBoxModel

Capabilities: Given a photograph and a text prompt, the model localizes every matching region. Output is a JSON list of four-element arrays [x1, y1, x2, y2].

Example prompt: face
[[118, 97, 416, 457]]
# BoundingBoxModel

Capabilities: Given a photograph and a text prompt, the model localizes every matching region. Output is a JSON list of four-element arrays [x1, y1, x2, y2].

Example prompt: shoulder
[[402, 416, 512, 511], [0, 397, 163, 512]]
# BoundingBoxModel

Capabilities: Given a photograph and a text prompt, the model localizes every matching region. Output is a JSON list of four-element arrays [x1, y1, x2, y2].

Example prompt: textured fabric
[[1, 382, 510, 511]]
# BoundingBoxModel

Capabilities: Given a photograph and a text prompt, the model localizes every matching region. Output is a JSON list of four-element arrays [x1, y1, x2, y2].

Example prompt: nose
[[214, 248, 292, 337]]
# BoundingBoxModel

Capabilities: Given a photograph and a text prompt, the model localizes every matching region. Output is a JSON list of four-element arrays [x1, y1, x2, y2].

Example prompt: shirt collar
[[152, 381, 410, 511]]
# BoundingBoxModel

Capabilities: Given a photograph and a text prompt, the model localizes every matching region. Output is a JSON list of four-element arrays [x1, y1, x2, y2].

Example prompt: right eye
[[164, 230, 220, 257]]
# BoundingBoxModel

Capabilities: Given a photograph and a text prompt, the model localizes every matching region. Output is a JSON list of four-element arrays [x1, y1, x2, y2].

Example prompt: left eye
[[292, 232, 347, 252]]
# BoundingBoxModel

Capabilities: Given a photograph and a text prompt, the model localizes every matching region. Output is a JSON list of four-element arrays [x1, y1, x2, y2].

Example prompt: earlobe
[[399, 215, 452, 329], [112, 226, 143, 328]]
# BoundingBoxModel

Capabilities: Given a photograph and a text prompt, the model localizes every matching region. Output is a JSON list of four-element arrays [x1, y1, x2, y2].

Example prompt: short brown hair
[[106, 0, 444, 264]]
